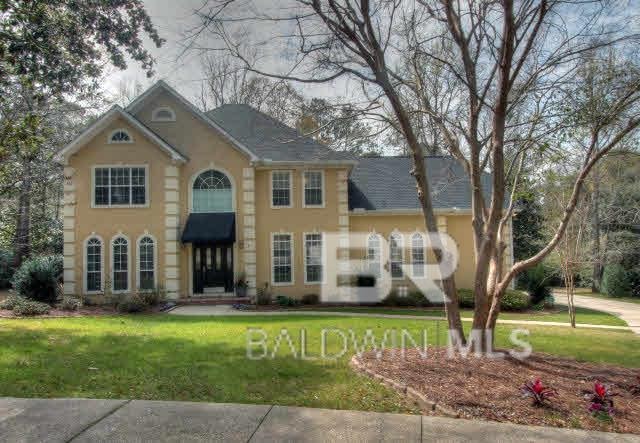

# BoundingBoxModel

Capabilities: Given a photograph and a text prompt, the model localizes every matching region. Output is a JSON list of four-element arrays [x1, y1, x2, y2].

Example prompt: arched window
[[108, 129, 132, 143], [192, 170, 232, 212], [152, 106, 176, 122], [85, 237, 103, 292], [138, 236, 155, 290], [389, 232, 403, 279], [411, 232, 425, 278], [111, 236, 129, 292], [366, 233, 381, 278]]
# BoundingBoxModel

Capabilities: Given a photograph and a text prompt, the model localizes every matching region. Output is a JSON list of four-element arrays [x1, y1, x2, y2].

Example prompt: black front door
[[193, 244, 233, 293]]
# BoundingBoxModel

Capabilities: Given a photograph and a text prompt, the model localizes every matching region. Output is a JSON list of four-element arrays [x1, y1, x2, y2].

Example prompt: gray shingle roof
[[206, 104, 355, 162], [348, 156, 492, 211]]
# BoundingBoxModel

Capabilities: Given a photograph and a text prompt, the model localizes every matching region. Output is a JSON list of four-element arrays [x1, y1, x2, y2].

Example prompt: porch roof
[[181, 213, 236, 244]]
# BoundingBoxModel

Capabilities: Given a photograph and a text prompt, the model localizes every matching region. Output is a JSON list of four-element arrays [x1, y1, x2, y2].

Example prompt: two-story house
[[55, 80, 512, 302]]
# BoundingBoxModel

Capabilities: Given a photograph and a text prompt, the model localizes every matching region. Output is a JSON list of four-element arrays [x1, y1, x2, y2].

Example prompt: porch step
[[177, 297, 251, 306], [203, 287, 226, 294]]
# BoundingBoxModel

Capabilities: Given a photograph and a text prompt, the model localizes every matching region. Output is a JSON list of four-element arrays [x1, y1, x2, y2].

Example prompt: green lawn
[[0, 315, 637, 412], [303, 306, 627, 327]]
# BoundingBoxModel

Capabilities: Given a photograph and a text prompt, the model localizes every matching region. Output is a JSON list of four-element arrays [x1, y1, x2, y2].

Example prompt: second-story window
[[94, 166, 147, 207], [271, 171, 292, 207], [303, 170, 324, 207]]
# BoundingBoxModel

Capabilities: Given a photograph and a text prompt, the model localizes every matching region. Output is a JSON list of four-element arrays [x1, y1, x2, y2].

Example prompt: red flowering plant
[[586, 381, 616, 418], [521, 378, 558, 406]]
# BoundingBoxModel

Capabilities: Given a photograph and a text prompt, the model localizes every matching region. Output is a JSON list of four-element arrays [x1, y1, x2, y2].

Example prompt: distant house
[[55, 80, 512, 301]]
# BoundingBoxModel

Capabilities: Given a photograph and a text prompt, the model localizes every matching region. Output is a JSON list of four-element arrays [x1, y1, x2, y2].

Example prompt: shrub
[[520, 378, 557, 406], [602, 264, 631, 297], [0, 294, 26, 310], [516, 263, 551, 305], [0, 250, 14, 289], [381, 290, 429, 307], [256, 283, 273, 305], [138, 286, 166, 306], [12, 255, 63, 304], [116, 294, 147, 313], [301, 293, 319, 305], [59, 296, 80, 311], [13, 300, 50, 316], [457, 289, 530, 311], [276, 295, 299, 307]]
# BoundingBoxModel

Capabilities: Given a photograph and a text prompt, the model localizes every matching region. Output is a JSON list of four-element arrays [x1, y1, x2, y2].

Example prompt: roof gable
[[55, 105, 187, 164]]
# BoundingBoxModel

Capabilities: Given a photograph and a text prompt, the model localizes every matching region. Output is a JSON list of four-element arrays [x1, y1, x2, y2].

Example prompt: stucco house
[[55, 80, 513, 302]]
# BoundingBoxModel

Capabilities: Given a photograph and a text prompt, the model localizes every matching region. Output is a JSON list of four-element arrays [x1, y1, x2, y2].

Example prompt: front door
[[193, 244, 233, 293]]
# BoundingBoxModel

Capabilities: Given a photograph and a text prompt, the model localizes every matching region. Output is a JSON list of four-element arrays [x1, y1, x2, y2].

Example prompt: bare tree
[[189, 0, 640, 349]]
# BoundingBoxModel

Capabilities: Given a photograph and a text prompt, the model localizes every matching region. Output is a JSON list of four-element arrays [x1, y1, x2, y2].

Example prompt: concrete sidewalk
[[570, 294, 640, 334], [168, 305, 632, 332], [1, 398, 638, 442]]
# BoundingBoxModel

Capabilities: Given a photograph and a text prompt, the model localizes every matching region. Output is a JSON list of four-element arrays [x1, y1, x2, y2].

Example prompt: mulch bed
[[356, 348, 640, 434]]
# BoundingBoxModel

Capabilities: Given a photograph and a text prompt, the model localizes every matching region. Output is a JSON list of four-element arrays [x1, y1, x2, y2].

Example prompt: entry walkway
[[0, 398, 637, 442], [168, 305, 632, 332], [569, 293, 640, 334]]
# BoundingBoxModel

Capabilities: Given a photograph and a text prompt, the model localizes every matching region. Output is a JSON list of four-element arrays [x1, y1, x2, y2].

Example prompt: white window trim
[[151, 106, 176, 122], [107, 128, 134, 144], [136, 233, 158, 291], [302, 170, 325, 208], [303, 232, 325, 285], [270, 170, 293, 209], [91, 164, 150, 209], [410, 231, 426, 279], [188, 167, 236, 213], [83, 235, 105, 295], [389, 232, 404, 280], [366, 232, 382, 278], [271, 232, 294, 286], [110, 234, 131, 294]]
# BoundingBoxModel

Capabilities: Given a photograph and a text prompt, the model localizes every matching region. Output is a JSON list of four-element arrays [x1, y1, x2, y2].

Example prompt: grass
[[0, 314, 637, 412], [302, 305, 628, 327]]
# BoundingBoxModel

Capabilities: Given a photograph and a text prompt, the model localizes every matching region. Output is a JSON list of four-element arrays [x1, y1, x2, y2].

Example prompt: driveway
[[568, 293, 640, 335]]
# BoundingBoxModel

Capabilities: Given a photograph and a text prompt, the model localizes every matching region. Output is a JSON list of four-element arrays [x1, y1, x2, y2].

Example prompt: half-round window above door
[[192, 170, 233, 212]]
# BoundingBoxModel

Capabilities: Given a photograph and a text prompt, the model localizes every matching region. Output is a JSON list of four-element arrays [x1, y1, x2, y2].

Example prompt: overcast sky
[[105, 0, 350, 108]]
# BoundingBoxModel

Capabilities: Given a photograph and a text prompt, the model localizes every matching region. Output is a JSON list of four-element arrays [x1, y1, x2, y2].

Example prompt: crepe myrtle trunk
[[13, 160, 32, 268]]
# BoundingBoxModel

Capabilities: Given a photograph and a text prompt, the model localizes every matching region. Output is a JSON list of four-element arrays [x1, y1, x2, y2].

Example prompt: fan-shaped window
[[109, 129, 132, 143], [152, 107, 176, 122], [138, 236, 155, 290], [192, 170, 233, 213], [366, 233, 381, 278]]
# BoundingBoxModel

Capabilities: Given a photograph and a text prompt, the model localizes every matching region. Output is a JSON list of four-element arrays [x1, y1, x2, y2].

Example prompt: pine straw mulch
[[357, 348, 640, 434]]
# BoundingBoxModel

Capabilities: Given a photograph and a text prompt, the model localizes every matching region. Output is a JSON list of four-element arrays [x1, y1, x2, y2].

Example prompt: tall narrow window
[[138, 236, 155, 290], [192, 170, 232, 212], [112, 236, 129, 292], [411, 233, 425, 278], [390, 233, 403, 279], [93, 166, 146, 207], [366, 234, 381, 278], [304, 233, 323, 283], [272, 233, 293, 284], [303, 171, 323, 206], [86, 237, 102, 292], [271, 171, 292, 207]]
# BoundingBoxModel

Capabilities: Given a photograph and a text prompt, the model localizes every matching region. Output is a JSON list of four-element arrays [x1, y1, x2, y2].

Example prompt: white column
[[164, 165, 181, 299], [62, 167, 76, 295], [242, 167, 257, 298]]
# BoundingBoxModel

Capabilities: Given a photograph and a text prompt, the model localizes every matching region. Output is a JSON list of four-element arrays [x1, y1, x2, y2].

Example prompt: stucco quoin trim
[[62, 166, 77, 296], [164, 165, 181, 299]]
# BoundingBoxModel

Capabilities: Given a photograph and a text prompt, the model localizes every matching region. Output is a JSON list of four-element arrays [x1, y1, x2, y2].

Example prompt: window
[[366, 233, 381, 278], [390, 233, 404, 279], [192, 170, 232, 212], [108, 129, 132, 143], [271, 171, 292, 207], [303, 171, 324, 207], [112, 236, 129, 292], [94, 166, 147, 207], [138, 236, 155, 290], [304, 233, 323, 283], [151, 106, 176, 122], [272, 233, 293, 284], [85, 237, 102, 292], [411, 233, 425, 278]]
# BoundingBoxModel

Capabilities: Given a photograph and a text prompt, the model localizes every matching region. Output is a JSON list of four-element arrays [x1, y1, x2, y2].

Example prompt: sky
[[105, 0, 352, 108]]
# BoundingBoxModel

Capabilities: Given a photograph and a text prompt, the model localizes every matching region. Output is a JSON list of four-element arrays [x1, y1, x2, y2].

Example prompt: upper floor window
[[193, 170, 232, 213], [303, 170, 324, 207], [94, 166, 147, 207], [271, 171, 292, 208], [108, 129, 132, 144], [152, 106, 176, 122]]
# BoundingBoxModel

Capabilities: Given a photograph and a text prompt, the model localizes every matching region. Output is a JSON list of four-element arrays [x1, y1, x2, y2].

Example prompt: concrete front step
[[177, 297, 251, 305]]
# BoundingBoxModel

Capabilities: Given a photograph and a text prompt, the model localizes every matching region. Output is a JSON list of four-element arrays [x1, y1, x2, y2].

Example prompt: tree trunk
[[13, 160, 32, 268], [591, 164, 601, 292]]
